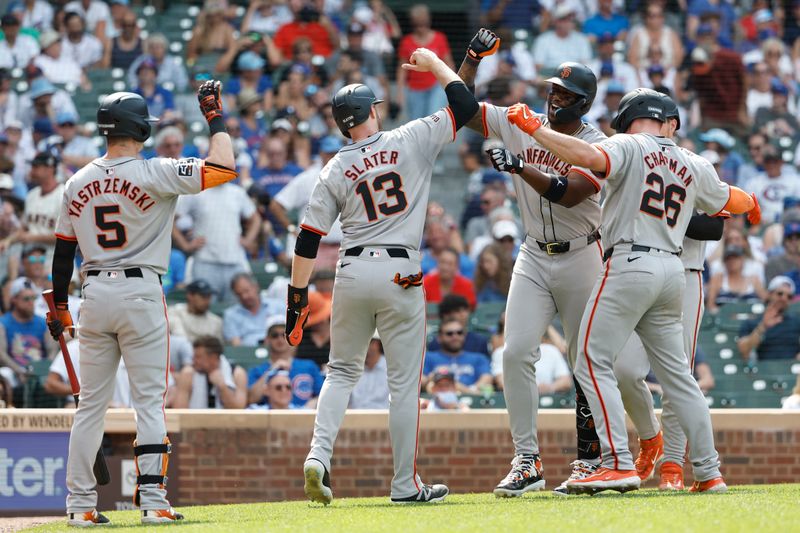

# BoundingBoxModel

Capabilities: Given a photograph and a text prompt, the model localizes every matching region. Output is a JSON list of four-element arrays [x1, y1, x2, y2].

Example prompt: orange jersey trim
[[481, 103, 489, 138], [595, 146, 612, 179], [299, 223, 327, 236], [55, 233, 77, 242], [445, 106, 457, 142], [202, 162, 238, 190], [571, 168, 601, 193]]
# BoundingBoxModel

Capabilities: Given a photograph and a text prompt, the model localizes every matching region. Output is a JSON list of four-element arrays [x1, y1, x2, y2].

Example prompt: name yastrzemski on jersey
[[66, 174, 156, 216]]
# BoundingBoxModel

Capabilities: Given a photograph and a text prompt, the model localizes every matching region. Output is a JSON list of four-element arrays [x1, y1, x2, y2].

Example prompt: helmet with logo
[[96, 92, 159, 142], [610, 88, 667, 133], [331, 84, 384, 138], [545, 62, 597, 124]]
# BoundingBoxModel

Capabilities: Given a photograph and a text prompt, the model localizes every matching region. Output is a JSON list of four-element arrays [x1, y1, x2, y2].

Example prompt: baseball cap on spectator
[[762, 145, 782, 162], [770, 78, 789, 96], [271, 118, 293, 133], [691, 46, 710, 64], [237, 51, 265, 71], [32, 119, 54, 136], [0, 174, 13, 190], [723, 245, 745, 259], [754, 8, 774, 24], [305, 291, 332, 328], [647, 64, 665, 77], [482, 170, 506, 185], [186, 279, 214, 296], [28, 78, 56, 100], [23, 244, 47, 256], [289, 63, 311, 77], [699, 128, 735, 150], [606, 81, 626, 95], [265, 368, 291, 384], [10, 277, 35, 298], [553, 4, 575, 19], [237, 89, 261, 111], [265, 315, 286, 335], [784, 221, 800, 239], [1, 14, 20, 27], [4, 119, 22, 132], [768, 275, 796, 294], [39, 30, 61, 51], [31, 152, 57, 167], [492, 220, 519, 241], [136, 57, 159, 74], [110, 0, 130, 5], [433, 367, 456, 384], [699, 150, 721, 165], [598, 32, 615, 44], [56, 110, 79, 126], [348, 21, 365, 35], [319, 136, 343, 153]]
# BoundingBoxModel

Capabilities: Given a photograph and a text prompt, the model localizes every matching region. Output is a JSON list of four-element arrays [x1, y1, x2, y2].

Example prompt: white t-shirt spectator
[[61, 34, 104, 68], [20, 0, 54, 32], [475, 41, 537, 89], [17, 88, 78, 129], [532, 30, 592, 71], [243, 4, 293, 35], [187, 355, 238, 409], [63, 1, 112, 36], [492, 342, 569, 385], [588, 58, 639, 93], [33, 53, 84, 85], [0, 34, 40, 69], [741, 171, 800, 225], [349, 356, 390, 409], [63, 135, 100, 160]]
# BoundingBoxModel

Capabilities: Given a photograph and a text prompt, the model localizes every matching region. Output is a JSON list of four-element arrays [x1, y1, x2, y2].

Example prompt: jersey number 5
[[639, 172, 686, 227], [95, 205, 127, 248], [355, 172, 408, 222]]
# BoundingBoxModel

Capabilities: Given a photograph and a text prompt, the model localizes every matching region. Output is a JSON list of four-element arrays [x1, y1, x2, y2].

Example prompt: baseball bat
[[42, 290, 111, 486]]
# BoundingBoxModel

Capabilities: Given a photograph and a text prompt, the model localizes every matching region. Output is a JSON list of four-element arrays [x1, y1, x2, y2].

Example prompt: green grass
[[26, 484, 799, 532]]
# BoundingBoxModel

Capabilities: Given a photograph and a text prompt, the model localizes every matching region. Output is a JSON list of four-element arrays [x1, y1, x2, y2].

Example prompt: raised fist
[[197, 80, 223, 123], [486, 147, 524, 174], [467, 28, 500, 62]]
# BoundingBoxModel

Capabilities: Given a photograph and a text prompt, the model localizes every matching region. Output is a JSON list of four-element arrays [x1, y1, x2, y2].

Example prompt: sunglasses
[[26, 255, 46, 263], [749, 145, 764, 151], [272, 384, 291, 391], [498, 237, 514, 243], [442, 330, 464, 337], [18, 295, 37, 302], [774, 291, 793, 298], [268, 331, 285, 339]]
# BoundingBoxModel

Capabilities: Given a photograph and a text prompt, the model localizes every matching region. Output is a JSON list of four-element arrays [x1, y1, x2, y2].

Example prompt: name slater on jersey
[[343, 150, 399, 180], [67, 178, 156, 216], [644, 151, 694, 187], [523, 148, 571, 176]]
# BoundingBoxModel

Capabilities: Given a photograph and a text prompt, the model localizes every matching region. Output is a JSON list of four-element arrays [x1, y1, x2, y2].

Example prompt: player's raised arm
[[197, 80, 237, 185], [456, 29, 500, 133], [402, 47, 480, 131]]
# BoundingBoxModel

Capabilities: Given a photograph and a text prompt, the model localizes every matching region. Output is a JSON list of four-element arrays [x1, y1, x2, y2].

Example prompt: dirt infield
[[0, 517, 61, 532]]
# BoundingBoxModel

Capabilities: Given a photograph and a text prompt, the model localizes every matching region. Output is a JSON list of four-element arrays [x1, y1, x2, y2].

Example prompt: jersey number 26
[[639, 172, 686, 227], [355, 172, 408, 222]]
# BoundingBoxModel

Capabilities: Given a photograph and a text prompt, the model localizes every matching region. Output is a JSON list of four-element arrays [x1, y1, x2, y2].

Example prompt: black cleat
[[391, 483, 449, 504], [493, 454, 546, 497]]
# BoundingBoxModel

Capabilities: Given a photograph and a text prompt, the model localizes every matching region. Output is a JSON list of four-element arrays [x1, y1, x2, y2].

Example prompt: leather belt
[[603, 244, 679, 263], [344, 247, 410, 259], [536, 229, 601, 256]]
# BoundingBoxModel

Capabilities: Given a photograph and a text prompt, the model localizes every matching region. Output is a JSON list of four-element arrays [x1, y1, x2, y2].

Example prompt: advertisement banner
[[0, 432, 69, 512]]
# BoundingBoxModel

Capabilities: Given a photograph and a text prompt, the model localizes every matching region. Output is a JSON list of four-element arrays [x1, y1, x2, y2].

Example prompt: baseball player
[[45, 84, 237, 526], [459, 30, 655, 496], [286, 47, 480, 505], [506, 88, 761, 494]]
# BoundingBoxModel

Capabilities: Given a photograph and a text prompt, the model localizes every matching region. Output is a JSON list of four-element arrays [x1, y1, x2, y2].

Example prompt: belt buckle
[[545, 242, 560, 255]]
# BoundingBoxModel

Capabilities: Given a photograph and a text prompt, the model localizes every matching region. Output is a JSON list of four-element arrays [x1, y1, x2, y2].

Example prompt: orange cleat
[[658, 461, 685, 491], [634, 431, 663, 481], [67, 509, 110, 527], [688, 477, 727, 493], [141, 508, 184, 524], [566, 467, 640, 495]]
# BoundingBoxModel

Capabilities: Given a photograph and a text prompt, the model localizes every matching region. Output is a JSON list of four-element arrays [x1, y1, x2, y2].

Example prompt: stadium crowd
[[0, 0, 799, 411]]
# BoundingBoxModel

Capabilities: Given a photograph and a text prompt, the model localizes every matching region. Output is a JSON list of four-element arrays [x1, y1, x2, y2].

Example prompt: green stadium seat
[[470, 301, 505, 333], [249, 260, 283, 289], [225, 345, 269, 370]]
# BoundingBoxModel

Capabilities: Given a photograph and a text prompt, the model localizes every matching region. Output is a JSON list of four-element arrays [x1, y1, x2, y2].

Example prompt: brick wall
[[141, 410, 799, 505]]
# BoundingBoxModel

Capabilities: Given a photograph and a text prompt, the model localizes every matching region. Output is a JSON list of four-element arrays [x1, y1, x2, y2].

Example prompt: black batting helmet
[[610, 88, 667, 133], [660, 93, 680, 131], [545, 62, 597, 124], [96, 92, 158, 142], [332, 83, 383, 138]]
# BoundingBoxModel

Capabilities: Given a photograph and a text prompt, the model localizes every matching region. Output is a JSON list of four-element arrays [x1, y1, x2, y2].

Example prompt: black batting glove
[[285, 285, 310, 346], [486, 148, 524, 174], [467, 28, 500, 62], [197, 80, 223, 123]]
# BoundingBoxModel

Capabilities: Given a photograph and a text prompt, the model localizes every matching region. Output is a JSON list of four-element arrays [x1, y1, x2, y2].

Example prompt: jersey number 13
[[355, 172, 408, 222]]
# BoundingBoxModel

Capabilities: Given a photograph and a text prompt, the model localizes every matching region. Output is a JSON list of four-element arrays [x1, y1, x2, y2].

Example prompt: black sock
[[575, 376, 601, 461]]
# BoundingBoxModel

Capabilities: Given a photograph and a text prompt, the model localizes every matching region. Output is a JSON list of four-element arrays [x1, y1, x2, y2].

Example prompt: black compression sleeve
[[295, 228, 322, 259], [52, 238, 78, 304], [685, 214, 724, 241], [445, 81, 479, 130], [542, 175, 568, 203]]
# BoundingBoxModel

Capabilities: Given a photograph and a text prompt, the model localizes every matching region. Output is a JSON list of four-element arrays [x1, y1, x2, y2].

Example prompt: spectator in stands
[[15, 0, 54, 33], [698, 128, 742, 185], [424, 247, 477, 309], [766, 221, 800, 289], [421, 216, 472, 276], [783, 375, 800, 410], [0, 373, 12, 407], [32, 31, 86, 88], [242, 0, 293, 36], [18, 77, 78, 130], [273, 0, 339, 60], [330, 51, 387, 109], [424, 319, 492, 394], [0, 13, 39, 69], [152, 126, 191, 160], [646, 347, 715, 395], [329, 22, 388, 96], [56, 111, 99, 171], [583, 0, 629, 41], [128, 33, 189, 93], [185, 0, 236, 66], [589, 33, 638, 97], [472, 30, 537, 93], [252, 136, 302, 199], [350, 331, 389, 409], [250, 369, 304, 410], [464, 184, 506, 248], [0, 69, 18, 131], [627, 3, 683, 71], [174, 182, 261, 304], [61, 12, 103, 70], [429, 295, 490, 357], [235, 90, 269, 160], [174, 335, 248, 409], [225, 52, 273, 111], [474, 244, 512, 304], [479, 0, 541, 30], [248, 316, 323, 407], [746, 62, 776, 120], [64, 0, 111, 41], [586, 80, 626, 126], [295, 291, 332, 369], [738, 276, 800, 361], [0, 277, 57, 387], [532, 5, 592, 73], [491, 219, 520, 262], [738, 132, 769, 185], [168, 279, 223, 343], [352, 0, 401, 57], [103, 10, 142, 70], [133, 58, 175, 118], [423, 367, 469, 411], [223, 273, 282, 346], [396, 4, 453, 120], [753, 79, 800, 139], [757, 37, 793, 89], [492, 333, 571, 394], [706, 245, 767, 313], [743, 145, 799, 225]]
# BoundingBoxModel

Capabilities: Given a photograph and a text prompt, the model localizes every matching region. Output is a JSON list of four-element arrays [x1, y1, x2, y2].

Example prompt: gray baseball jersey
[[304, 108, 457, 501], [480, 103, 605, 241], [680, 236, 706, 271], [55, 156, 206, 273], [301, 108, 456, 249]]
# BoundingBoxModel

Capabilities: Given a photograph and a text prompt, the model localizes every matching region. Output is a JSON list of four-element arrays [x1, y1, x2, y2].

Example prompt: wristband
[[208, 115, 226, 136]]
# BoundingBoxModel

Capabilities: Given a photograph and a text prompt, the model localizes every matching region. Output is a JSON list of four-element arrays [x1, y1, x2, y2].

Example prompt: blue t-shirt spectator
[[162, 249, 187, 294], [248, 359, 324, 406], [0, 312, 49, 368], [424, 350, 491, 387], [689, 0, 736, 45], [479, 0, 540, 30], [583, 13, 629, 39], [226, 75, 272, 96], [428, 331, 490, 357], [252, 163, 303, 198], [421, 251, 475, 278], [739, 314, 800, 360], [223, 296, 284, 346], [134, 85, 174, 118]]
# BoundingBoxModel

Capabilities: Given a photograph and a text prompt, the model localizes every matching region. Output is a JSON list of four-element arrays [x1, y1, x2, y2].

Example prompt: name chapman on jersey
[[67, 177, 156, 216], [645, 148, 695, 187]]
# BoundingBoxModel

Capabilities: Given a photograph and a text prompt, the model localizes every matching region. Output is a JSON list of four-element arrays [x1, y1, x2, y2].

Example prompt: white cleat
[[304, 459, 333, 505]]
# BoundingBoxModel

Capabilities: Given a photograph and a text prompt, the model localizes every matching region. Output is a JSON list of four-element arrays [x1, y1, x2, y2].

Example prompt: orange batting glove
[[46, 303, 74, 340], [507, 103, 542, 136], [747, 193, 761, 225]]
